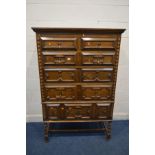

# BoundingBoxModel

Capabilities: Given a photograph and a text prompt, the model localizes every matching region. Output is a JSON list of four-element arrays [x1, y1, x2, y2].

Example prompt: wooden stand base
[[44, 121, 112, 142]]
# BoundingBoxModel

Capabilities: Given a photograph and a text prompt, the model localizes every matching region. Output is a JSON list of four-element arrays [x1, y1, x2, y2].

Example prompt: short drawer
[[81, 67, 113, 82], [82, 52, 115, 65], [44, 102, 112, 120], [45, 85, 77, 101], [43, 52, 77, 65], [81, 85, 112, 100], [81, 38, 116, 50], [44, 68, 77, 82], [41, 37, 78, 49], [95, 103, 112, 119], [45, 104, 61, 120]]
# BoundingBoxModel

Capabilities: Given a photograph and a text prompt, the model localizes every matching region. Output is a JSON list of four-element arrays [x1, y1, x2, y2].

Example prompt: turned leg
[[44, 122, 49, 143], [103, 121, 112, 140]]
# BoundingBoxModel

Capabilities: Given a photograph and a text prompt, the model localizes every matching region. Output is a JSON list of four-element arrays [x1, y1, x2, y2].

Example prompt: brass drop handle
[[67, 57, 71, 61], [87, 42, 90, 45], [48, 42, 52, 46]]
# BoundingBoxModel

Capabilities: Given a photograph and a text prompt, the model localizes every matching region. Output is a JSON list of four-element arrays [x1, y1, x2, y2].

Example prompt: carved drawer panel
[[43, 52, 76, 65], [45, 85, 77, 101], [65, 104, 92, 119], [82, 52, 115, 65], [81, 67, 113, 82], [96, 103, 111, 119], [81, 38, 116, 50], [44, 68, 77, 82], [41, 37, 77, 49], [46, 104, 60, 120], [81, 85, 112, 100]]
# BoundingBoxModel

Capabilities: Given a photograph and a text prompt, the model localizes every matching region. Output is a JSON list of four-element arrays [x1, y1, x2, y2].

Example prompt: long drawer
[[42, 51, 115, 66], [44, 84, 112, 101], [43, 67, 113, 83], [44, 102, 112, 120]]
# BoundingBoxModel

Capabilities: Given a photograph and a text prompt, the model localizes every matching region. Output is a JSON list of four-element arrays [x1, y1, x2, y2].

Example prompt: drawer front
[[82, 52, 115, 65], [43, 52, 76, 65], [81, 85, 112, 100], [41, 37, 77, 49], [46, 104, 61, 120], [44, 103, 112, 120], [44, 68, 77, 82], [65, 104, 92, 119], [81, 38, 116, 50], [45, 86, 77, 101], [95, 103, 111, 119], [81, 68, 113, 82]]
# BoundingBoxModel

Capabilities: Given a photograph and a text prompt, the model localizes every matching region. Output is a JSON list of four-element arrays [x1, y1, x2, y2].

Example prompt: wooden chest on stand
[[32, 28, 125, 142]]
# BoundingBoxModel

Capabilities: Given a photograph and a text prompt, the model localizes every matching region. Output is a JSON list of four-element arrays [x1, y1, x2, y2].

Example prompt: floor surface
[[26, 120, 129, 155]]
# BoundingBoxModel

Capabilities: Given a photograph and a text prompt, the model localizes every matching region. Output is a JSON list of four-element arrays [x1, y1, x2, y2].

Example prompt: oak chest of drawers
[[32, 28, 125, 142]]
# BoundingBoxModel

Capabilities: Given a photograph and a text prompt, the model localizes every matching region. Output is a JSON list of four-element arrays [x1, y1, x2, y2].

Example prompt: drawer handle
[[67, 57, 71, 61], [48, 42, 52, 46]]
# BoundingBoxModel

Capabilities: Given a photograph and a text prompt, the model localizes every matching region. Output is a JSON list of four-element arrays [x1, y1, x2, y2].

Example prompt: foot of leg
[[103, 121, 112, 140], [44, 122, 49, 143]]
